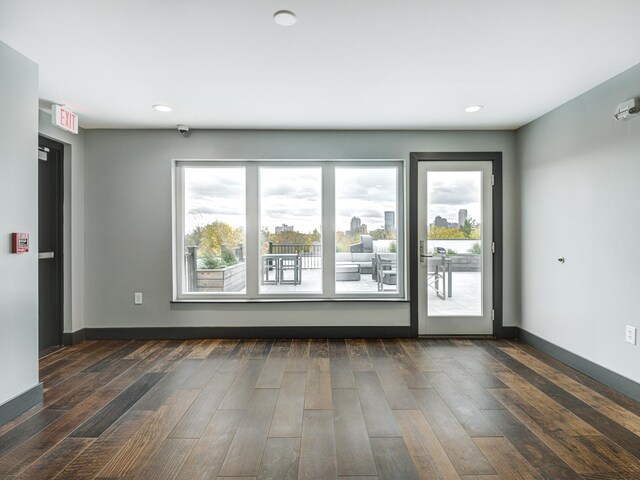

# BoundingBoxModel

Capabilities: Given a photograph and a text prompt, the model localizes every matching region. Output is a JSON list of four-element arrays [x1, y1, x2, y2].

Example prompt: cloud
[[185, 168, 245, 200], [264, 207, 320, 220], [188, 204, 244, 216], [336, 168, 397, 201], [188, 182, 243, 199], [428, 172, 480, 205], [262, 183, 320, 199]]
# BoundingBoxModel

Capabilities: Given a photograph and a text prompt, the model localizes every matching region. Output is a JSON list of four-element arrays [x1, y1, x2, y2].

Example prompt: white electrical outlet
[[134, 292, 143, 305], [626, 325, 637, 345]]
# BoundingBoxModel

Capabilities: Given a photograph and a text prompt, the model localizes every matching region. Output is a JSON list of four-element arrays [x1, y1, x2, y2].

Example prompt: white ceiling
[[1, 0, 639, 130]]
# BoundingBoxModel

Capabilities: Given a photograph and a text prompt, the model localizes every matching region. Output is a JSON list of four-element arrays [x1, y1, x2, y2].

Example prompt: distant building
[[458, 209, 468, 227], [349, 216, 368, 235], [434, 215, 448, 228], [275, 224, 294, 234], [350, 216, 361, 234], [384, 211, 395, 232]]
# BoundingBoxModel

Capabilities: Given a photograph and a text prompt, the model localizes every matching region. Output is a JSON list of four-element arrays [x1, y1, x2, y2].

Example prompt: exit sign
[[52, 105, 78, 134]]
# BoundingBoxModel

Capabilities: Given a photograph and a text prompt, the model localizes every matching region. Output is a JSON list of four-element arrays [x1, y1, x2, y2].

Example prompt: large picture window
[[335, 167, 399, 294], [181, 166, 246, 294], [174, 160, 404, 301], [260, 167, 322, 294]]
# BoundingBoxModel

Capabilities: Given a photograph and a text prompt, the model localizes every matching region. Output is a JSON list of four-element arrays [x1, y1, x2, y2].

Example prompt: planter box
[[450, 254, 482, 272], [197, 262, 246, 292]]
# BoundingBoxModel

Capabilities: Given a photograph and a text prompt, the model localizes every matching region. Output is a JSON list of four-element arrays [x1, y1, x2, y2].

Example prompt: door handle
[[38, 252, 54, 259], [419, 240, 425, 263]]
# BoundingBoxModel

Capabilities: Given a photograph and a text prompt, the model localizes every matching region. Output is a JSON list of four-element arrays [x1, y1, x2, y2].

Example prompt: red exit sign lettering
[[52, 105, 78, 134]]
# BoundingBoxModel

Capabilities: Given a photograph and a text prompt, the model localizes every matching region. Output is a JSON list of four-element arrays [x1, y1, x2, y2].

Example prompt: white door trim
[[417, 160, 494, 335]]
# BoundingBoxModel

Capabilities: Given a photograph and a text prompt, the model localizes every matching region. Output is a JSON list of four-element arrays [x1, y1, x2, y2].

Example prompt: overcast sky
[[260, 168, 322, 233], [335, 167, 397, 232], [185, 167, 246, 234], [184, 166, 399, 235], [427, 171, 482, 225]]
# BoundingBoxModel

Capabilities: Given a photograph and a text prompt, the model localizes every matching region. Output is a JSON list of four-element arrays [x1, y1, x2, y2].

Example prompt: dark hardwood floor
[[1, 338, 639, 479]]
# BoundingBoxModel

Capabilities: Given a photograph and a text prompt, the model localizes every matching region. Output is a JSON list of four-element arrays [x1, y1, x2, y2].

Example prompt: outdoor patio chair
[[349, 234, 373, 253], [427, 254, 447, 299], [375, 253, 397, 291]]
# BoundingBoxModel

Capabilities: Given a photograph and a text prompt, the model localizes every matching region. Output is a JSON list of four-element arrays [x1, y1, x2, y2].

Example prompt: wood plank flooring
[[1, 338, 639, 479]]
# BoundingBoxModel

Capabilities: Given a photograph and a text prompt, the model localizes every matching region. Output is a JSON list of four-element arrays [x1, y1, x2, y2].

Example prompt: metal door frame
[[38, 135, 65, 349], [409, 152, 510, 338]]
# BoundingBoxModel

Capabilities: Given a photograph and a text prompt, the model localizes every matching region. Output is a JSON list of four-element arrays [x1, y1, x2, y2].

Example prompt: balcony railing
[[268, 242, 322, 269], [185, 243, 321, 290]]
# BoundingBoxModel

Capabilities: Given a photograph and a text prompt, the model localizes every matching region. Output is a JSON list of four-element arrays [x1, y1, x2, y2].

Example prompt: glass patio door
[[417, 161, 493, 335]]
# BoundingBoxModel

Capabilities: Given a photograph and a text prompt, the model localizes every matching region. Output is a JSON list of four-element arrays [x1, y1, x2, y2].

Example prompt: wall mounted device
[[613, 98, 639, 120], [11, 233, 29, 253], [177, 125, 191, 138]]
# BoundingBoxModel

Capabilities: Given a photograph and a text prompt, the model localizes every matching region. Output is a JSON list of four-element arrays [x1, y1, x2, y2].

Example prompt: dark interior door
[[38, 136, 64, 350]]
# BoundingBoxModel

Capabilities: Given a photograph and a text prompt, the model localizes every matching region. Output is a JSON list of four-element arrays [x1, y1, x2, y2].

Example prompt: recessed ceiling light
[[274, 10, 297, 26], [153, 104, 172, 113], [464, 105, 484, 113]]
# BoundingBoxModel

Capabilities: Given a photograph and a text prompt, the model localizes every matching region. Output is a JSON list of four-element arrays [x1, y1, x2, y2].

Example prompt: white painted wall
[[83, 130, 518, 328], [518, 62, 640, 383], [0, 41, 39, 406], [38, 110, 86, 333]]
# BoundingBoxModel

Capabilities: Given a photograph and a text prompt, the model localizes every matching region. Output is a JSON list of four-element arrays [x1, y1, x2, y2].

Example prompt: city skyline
[[431, 208, 474, 229], [427, 171, 482, 227]]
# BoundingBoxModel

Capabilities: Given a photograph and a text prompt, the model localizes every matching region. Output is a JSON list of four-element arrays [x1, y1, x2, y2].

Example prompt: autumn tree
[[194, 221, 244, 255], [369, 228, 396, 241], [261, 229, 323, 254], [185, 225, 205, 247], [460, 217, 480, 239], [335, 231, 363, 252], [428, 226, 466, 239]]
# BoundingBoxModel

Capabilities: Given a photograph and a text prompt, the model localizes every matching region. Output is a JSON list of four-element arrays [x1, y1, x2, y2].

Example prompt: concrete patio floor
[[259, 269, 397, 294], [260, 269, 482, 316]]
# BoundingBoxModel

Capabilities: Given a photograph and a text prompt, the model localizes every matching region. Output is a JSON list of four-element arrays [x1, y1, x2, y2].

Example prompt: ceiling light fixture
[[464, 105, 484, 113], [274, 10, 297, 26], [153, 104, 172, 113]]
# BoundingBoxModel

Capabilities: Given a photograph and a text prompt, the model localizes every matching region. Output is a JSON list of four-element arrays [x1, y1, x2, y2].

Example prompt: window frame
[[172, 159, 406, 302]]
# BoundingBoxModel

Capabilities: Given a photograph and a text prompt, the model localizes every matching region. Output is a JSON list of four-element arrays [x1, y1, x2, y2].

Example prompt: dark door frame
[[38, 135, 65, 349], [409, 152, 513, 338]]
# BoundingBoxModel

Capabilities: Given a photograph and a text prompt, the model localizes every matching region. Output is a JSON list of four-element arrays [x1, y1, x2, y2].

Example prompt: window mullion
[[322, 164, 335, 297], [174, 164, 184, 300], [246, 164, 259, 298], [398, 164, 406, 299]]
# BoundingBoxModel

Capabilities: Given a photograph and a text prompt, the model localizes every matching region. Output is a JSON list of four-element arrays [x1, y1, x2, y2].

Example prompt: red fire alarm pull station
[[11, 233, 29, 253]]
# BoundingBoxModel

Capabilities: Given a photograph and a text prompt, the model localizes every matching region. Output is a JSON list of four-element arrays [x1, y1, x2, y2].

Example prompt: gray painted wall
[[38, 110, 86, 333], [84, 130, 518, 328], [518, 63, 640, 383], [0, 41, 39, 406]]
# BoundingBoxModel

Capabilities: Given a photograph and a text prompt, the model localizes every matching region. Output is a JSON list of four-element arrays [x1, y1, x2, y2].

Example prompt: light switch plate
[[134, 292, 143, 305], [626, 325, 637, 345]]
